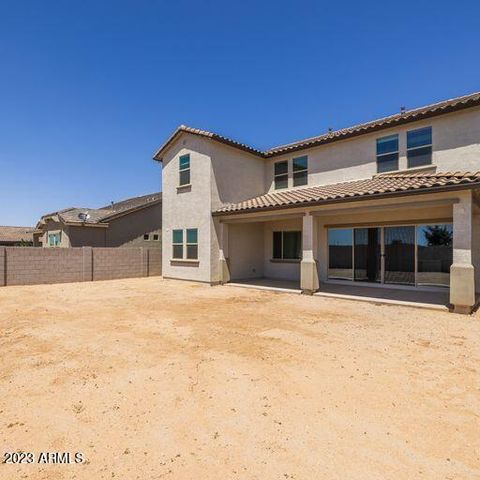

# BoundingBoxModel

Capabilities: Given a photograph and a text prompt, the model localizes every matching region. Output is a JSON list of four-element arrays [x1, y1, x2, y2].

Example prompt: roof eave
[[212, 182, 480, 217]]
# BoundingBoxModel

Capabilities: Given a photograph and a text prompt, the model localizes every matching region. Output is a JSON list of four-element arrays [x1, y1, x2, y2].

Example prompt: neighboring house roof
[[38, 192, 162, 227], [153, 91, 480, 161], [0, 226, 34, 243], [213, 172, 480, 216]]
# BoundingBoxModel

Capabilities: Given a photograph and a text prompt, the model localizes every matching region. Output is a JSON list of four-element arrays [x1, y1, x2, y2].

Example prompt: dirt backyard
[[1, 277, 479, 480]]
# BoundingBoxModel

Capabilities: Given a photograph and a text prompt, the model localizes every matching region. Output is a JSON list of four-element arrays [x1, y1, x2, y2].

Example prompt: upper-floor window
[[407, 127, 432, 168], [172, 228, 198, 260], [179, 154, 191, 186], [376, 134, 399, 173], [48, 232, 61, 247], [293, 156, 308, 187], [273, 231, 301, 260], [274, 161, 288, 189], [144, 234, 150, 240]]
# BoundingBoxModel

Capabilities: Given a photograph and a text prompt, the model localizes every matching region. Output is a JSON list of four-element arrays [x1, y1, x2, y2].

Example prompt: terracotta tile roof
[[153, 91, 480, 161], [213, 172, 480, 215], [39, 192, 162, 226], [0, 226, 34, 243]]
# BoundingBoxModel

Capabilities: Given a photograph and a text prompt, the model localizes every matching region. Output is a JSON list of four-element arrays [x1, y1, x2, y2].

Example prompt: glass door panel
[[384, 226, 415, 285], [328, 228, 353, 280], [416, 224, 452, 287], [354, 228, 381, 282]]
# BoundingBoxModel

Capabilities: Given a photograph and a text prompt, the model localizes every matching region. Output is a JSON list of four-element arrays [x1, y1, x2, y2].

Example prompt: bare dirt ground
[[1, 277, 479, 480]]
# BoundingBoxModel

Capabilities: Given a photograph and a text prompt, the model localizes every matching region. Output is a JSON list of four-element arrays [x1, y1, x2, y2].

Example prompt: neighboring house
[[34, 193, 162, 248], [154, 91, 480, 314], [0, 226, 34, 246]]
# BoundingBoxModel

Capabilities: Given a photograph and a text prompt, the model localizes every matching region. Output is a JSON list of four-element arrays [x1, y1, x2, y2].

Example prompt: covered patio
[[215, 174, 480, 314], [226, 277, 449, 310]]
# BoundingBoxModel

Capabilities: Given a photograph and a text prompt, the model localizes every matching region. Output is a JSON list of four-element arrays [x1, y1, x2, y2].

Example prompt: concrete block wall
[[0, 247, 162, 287], [92, 248, 143, 281]]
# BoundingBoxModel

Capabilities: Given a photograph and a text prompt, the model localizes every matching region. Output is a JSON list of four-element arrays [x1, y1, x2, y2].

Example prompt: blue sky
[[1, 1, 479, 226]]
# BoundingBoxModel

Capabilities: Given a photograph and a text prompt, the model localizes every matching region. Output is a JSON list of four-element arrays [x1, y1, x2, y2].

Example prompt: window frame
[[153, 234, 159, 241], [407, 126, 432, 168], [376, 134, 399, 173], [272, 230, 302, 260], [172, 229, 184, 259], [179, 154, 191, 187], [48, 232, 61, 247], [186, 228, 198, 260], [172, 228, 198, 260], [293, 156, 308, 187], [143, 234, 150, 241], [274, 160, 288, 190]]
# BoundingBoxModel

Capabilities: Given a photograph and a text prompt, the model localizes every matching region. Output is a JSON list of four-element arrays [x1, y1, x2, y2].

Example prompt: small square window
[[144, 234, 150, 240], [153, 234, 159, 241]]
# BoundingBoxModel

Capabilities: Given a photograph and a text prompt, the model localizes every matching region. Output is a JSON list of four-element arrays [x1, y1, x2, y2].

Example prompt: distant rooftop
[[38, 192, 162, 226]]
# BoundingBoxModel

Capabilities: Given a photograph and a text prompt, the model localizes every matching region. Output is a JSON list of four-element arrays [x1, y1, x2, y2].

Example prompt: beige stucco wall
[[40, 220, 70, 248], [161, 133, 266, 283], [265, 106, 480, 192], [106, 202, 162, 248], [228, 223, 264, 280]]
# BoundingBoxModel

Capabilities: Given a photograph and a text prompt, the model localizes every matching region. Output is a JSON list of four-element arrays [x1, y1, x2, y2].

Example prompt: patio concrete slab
[[226, 277, 450, 311]]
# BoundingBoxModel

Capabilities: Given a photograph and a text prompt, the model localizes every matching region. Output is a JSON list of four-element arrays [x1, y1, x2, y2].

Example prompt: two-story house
[[154, 91, 480, 314]]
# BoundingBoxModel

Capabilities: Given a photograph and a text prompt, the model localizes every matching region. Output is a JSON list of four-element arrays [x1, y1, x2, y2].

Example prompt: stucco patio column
[[301, 212, 319, 294], [219, 222, 230, 284], [450, 191, 476, 314]]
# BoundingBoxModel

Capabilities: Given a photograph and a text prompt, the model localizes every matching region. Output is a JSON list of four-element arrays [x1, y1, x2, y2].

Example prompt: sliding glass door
[[384, 226, 415, 285], [327, 223, 452, 288], [354, 228, 381, 283]]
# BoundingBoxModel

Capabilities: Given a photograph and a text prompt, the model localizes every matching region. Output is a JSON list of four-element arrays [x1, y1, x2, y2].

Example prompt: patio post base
[[300, 259, 319, 294], [219, 257, 230, 285], [450, 263, 475, 314]]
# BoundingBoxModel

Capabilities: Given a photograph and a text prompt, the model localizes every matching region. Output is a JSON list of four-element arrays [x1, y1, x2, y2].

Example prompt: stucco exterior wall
[[161, 133, 267, 283], [228, 222, 264, 280], [161, 134, 214, 282], [40, 220, 70, 248], [106, 202, 162, 248], [68, 226, 106, 247], [265, 107, 480, 192]]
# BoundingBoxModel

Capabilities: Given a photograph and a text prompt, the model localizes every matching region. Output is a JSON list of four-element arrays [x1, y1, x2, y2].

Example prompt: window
[[293, 156, 308, 186], [143, 234, 150, 240], [179, 154, 191, 186], [376, 134, 399, 173], [172, 228, 198, 260], [186, 229, 198, 259], [272, 231, 301, 260], [48, 232, 61, 247], [153, 234, 159, 241], [407, 127, 432, 168], [274, 161, 288, 189], [328, 228, 353, 280], [172, 229, 183, 259]]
